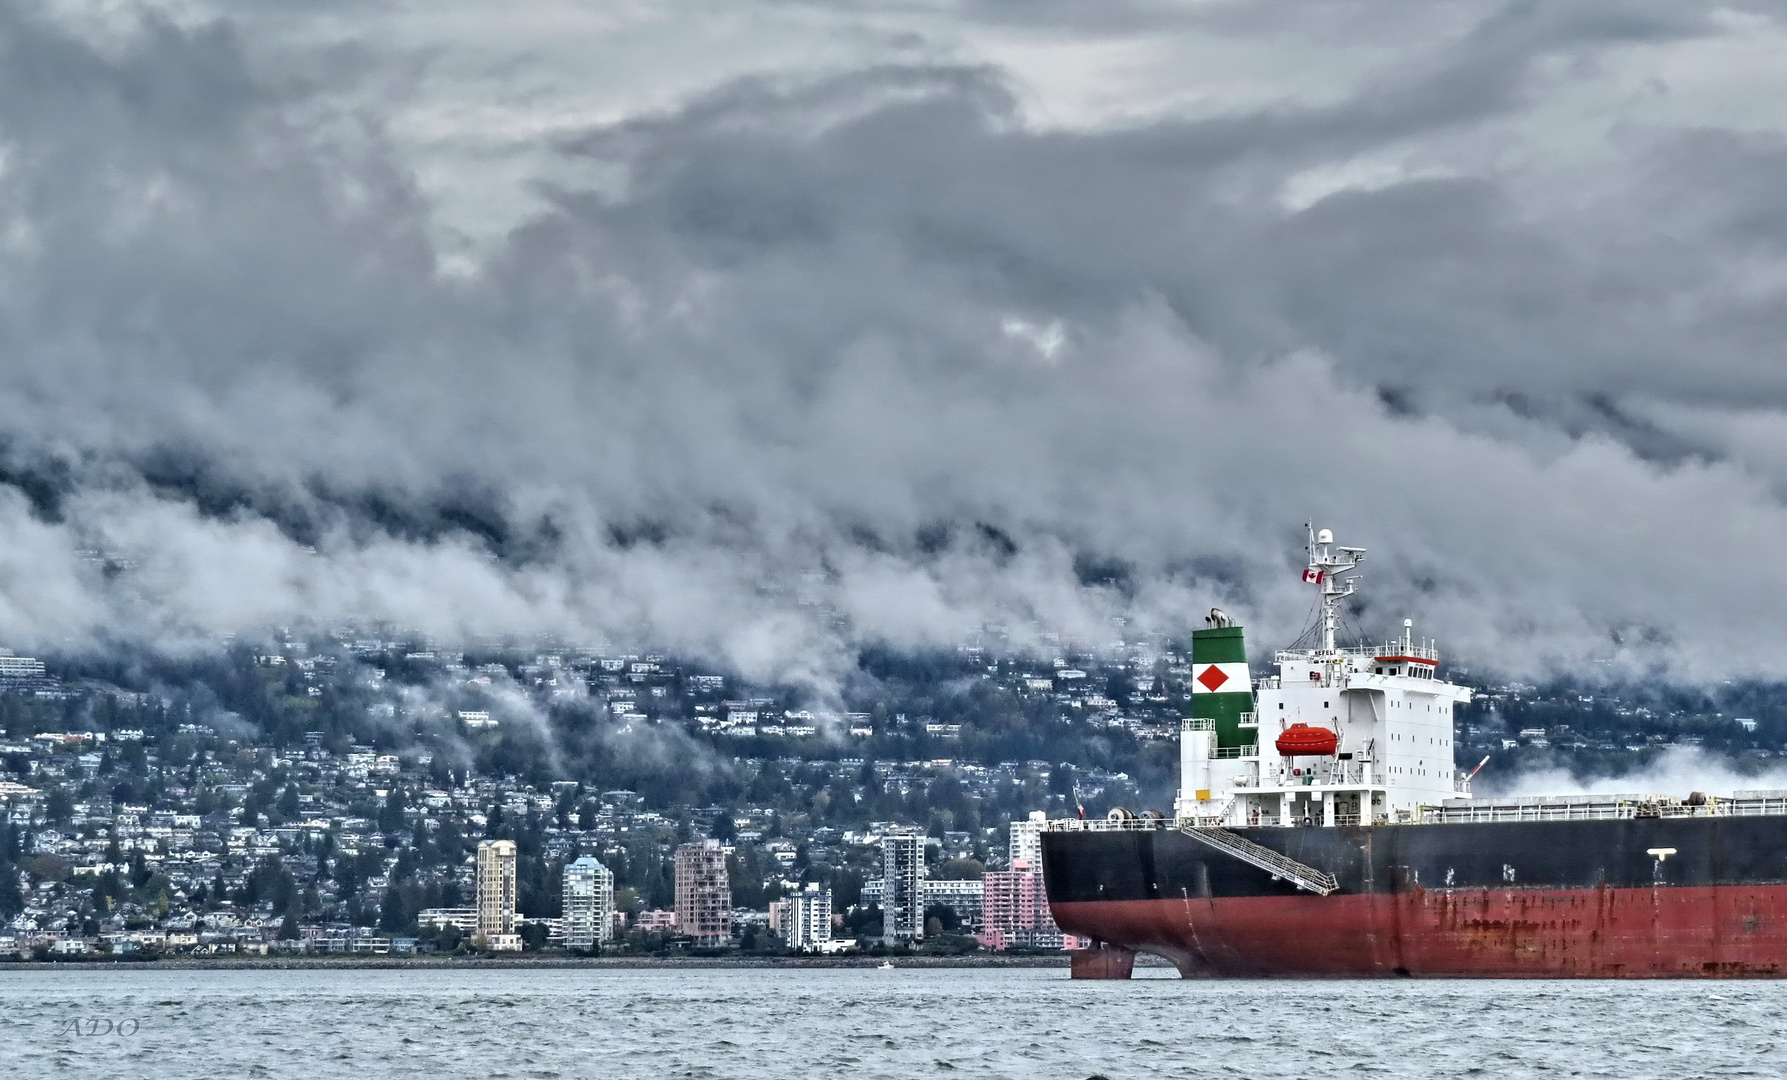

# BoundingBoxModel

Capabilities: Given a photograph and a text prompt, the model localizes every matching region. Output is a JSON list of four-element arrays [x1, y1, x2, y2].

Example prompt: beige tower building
[[673, 839, 732, 946], [476, 839, 523, 951]]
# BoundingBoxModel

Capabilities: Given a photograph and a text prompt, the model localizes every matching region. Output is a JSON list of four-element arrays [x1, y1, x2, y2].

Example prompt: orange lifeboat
[[1275, 723, 1338, 757]]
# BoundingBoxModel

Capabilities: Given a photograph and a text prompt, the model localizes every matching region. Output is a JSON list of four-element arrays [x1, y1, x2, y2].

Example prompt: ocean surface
[[2, 964, 1781, 1079]]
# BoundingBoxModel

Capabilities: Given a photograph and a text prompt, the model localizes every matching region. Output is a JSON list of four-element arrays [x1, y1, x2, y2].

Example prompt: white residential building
[[562, 855, 615, 951], [1009, 810, 1047, 870], [881, 829, 925, 945], [782, 883, 832, 950]]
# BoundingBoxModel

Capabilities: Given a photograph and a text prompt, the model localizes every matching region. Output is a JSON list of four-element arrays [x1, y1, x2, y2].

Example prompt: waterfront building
[[416, 907, 476, 932], [674, 839, 733, 945], [862, 875, 982, 932], [561, 855, 615, 951], [475, 839, 522, 951], [922, 877, 983, 933], [881, 829, 925, 945], [979, 857, 1079, 950], [782, 883, 832, 950]]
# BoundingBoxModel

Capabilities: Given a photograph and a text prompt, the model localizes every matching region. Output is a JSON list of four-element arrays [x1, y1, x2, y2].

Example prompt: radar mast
[[1305, 524, 1365, 654]]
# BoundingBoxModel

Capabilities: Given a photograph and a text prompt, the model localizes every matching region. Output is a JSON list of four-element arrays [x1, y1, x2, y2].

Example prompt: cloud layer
[[0, 2, 1785, 686]]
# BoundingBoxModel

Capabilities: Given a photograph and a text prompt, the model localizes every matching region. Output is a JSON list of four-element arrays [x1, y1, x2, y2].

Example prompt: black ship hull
[[1041, 816, 1787, 977]]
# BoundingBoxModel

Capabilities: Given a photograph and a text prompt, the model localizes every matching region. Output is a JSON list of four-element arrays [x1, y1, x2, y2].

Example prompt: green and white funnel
[[1191, 624, 1253, 749]]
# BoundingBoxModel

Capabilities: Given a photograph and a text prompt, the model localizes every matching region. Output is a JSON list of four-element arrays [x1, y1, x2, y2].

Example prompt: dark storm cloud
[[0, 1, 1780, 687]]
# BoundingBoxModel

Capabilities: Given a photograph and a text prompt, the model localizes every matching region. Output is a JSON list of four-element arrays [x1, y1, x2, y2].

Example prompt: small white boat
[[877, 961, 894, 970]]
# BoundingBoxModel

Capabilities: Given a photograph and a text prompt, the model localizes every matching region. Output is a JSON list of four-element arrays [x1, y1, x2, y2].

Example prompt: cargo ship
[[1041, 526, 1787, 978]]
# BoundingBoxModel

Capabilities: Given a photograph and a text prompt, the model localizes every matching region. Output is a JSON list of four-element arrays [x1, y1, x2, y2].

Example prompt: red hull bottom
[[1054, 884, 1787, 977], [1069, 941, 1136, 980]]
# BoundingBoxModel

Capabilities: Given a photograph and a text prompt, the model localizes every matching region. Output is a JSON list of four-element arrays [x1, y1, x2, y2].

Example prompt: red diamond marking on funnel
[[1196, 665, 1230, 692]]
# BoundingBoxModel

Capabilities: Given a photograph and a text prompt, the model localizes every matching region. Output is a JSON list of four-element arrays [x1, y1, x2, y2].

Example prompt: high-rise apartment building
[[475, 839, 522, 951], [562, 855, 615, 951], [979, 857, 1071, 950], [782, 882, 832, 951], [881, 828, 926, 944], [674, 839, 732, 945], [1009, 810, 1048, 871]]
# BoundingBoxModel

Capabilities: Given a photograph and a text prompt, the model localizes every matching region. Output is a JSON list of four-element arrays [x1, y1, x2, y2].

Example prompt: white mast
[[1305, 524, 1365, 654]]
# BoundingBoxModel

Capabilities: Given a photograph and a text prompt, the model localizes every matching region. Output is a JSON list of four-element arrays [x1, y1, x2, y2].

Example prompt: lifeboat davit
[[1275, 723, 1339, 757]]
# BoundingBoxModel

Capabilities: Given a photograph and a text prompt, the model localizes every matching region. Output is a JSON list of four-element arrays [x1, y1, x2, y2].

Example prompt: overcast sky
[[0, 1, 1785, 688]]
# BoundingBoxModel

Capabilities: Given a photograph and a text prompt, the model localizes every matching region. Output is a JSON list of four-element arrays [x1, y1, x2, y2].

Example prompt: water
[[2, 965, 1782, 1078]]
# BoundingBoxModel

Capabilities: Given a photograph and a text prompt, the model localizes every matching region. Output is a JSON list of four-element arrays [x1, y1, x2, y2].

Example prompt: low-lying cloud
[[0, 3, 1782, 691], [1488, 747, 1787, 801]]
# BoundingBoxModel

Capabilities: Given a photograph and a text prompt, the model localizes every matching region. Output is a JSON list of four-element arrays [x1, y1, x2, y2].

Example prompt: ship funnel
[[1191, 622, 1252, 750], [1206, 608, 1233, 628]]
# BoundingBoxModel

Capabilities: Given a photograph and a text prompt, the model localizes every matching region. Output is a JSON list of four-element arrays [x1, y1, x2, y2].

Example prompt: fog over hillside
[[0, 2, 1782, 689]]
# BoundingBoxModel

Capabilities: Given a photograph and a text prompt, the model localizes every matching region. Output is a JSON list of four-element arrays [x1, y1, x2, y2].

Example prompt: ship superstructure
[[1176, 527, 1471, 828], [1040, 526, 1787, 979]]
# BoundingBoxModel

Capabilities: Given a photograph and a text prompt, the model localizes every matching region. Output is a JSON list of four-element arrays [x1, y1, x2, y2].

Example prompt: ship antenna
[[1304, 523, 1365, 654]]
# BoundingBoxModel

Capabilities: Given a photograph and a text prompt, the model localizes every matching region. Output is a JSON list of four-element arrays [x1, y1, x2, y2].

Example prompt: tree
[[378, 787, 406, 833], [931, 858, 985, 880], [925, 904, 962, 934], [0, 857, 23, 918], [378, 887, 410, 934], [710, 813, 736, 841], [278, 913, 300, 940], [25, 854, 69, 883]]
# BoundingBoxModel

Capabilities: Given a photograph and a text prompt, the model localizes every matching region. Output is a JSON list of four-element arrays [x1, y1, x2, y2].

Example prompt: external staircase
[[1178, 825, 1339, 896]]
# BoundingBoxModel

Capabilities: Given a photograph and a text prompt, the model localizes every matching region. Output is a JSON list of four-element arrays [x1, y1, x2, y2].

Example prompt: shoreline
[[6, 953, 1137, 971]]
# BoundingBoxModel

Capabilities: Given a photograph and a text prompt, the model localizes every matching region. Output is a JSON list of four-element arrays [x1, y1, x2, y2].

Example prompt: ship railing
[[1040, 816, 1172, 834], [1274, 644, 1440, 662], [1719, 796, 1787, 817], [1272, 760, 1370, 786], [1178, 798, 1237, 829], [1184, 714, 1257, 731], [1366, 643, 1439, 661], [1417, 794, 1787, 823], [1212, 743, 1258, 759]]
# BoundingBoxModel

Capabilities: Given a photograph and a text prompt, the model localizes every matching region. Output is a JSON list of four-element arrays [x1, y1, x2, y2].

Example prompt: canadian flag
[[1302, 569, 1325, 584]]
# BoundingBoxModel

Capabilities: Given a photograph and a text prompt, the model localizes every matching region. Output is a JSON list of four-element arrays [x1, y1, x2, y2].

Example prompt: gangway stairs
[[1178, 826, 1339, 896]]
